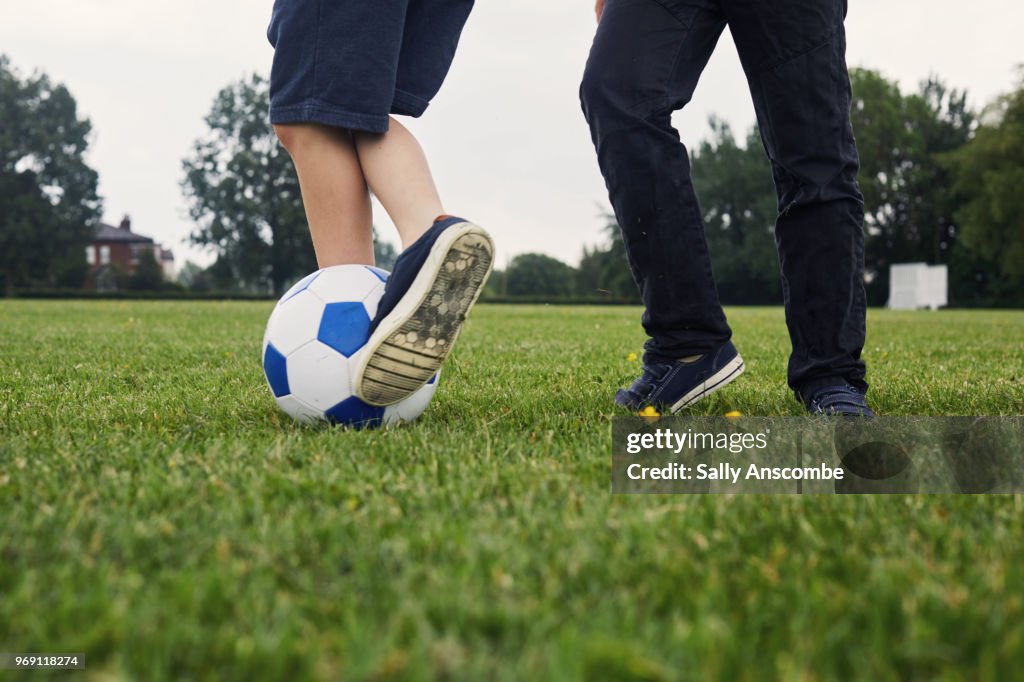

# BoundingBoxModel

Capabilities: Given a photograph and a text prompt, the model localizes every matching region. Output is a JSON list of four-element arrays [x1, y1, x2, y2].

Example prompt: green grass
[[1, 301, 1023, 681]]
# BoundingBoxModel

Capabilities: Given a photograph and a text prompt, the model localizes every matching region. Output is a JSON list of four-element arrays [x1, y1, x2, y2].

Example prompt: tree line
[[0, 56, 100, 297], [490, 68, 1024, 307], [2, 55, 1022, 306]]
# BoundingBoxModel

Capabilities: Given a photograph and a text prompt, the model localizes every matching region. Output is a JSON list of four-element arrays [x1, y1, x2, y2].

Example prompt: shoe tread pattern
[[360, 230, 493, 405]]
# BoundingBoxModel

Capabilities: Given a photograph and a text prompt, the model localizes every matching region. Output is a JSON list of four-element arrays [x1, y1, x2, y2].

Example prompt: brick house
[[84, 216, 175, 290]]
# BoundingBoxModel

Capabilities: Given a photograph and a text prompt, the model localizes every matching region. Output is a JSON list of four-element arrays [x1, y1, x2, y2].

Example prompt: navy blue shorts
[[267, 0, 474, 133]]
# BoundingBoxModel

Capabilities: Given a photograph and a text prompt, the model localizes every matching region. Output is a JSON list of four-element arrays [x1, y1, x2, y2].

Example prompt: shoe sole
[[355, 223, 494, 406], [668, 354, 746, 413]]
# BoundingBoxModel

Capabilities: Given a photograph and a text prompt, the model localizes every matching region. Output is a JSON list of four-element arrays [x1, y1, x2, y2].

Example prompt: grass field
[[2, 301, 1024, 681]]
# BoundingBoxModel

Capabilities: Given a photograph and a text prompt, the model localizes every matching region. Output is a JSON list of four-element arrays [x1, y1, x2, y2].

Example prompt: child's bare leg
[[273, 122, 373, 267], [348, 118, 493, 407], [353, 117, 444, 249]]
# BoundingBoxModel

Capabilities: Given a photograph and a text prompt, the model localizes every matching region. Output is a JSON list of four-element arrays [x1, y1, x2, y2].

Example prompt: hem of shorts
[[270, 102, 390, 133], [391, 90, 430, 118]]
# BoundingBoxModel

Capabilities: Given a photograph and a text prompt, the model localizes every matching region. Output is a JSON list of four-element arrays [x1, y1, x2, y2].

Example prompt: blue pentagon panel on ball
[[317, 302, 372, 357], [280, 270, 322, 303], [263, 343, 290, 397], [325, 396, 385, 428]]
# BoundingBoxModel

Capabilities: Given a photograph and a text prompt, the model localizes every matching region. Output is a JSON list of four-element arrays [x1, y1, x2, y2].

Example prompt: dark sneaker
[[615, 341, 745, 413], [803, 383, 875, 417], [354, 216, 494, 406]]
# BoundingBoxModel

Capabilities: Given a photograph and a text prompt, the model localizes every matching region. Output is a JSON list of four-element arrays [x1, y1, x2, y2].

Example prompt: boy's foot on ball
[[615, 341, 745, 413], [355, 216, 494, 406]]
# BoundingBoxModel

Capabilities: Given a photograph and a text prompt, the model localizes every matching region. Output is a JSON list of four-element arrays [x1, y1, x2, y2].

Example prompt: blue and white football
[[261, 264, 439, 427]]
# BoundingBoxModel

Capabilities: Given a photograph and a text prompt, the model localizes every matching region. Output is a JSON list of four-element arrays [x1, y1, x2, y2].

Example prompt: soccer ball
[[261, 265, 439, 427]]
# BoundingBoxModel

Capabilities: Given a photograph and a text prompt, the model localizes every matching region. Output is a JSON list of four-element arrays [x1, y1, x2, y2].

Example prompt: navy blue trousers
[[581, 0, 867, 398]]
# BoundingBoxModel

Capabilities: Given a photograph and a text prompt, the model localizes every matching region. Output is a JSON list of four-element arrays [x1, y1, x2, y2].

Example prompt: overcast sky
[[1, 1, 1020, 271]]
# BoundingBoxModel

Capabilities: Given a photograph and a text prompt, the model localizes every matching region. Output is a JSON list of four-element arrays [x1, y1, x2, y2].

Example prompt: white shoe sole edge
[[669, 355, 746, 414], [354, 222, 495, 406]]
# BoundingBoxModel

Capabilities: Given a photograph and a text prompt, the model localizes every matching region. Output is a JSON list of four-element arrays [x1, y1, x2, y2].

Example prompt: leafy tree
[[584, 119, 782, 306], [0, 56, 101, 296], [373, 228, 398, 271], [945, 74, 1024, 304], [667, 72, 978, 305], [95, 264, 130, 293], [914, 78, 975, 262], [576, 215, 637, 300], [505, 253, 576, 297], [204, 256, 245, 292], [183, 75, 405, 293], [483, 268, 506, 298], [176, 260, 207, 291], [128, 249, 164, 291], [849, 69, 975, 303], [182, 74, 314, 294], [690, 119, 781, 304]]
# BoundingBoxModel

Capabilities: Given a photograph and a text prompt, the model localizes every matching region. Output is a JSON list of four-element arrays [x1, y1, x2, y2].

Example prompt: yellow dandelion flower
[[627, 352, 638, 362], [639, 406, 660, 417], [725, 410, 743, 418]]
